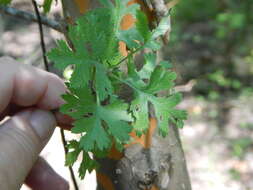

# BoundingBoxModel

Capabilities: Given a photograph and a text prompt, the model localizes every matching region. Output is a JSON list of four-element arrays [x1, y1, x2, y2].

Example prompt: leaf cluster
[[46, 0, 186, 178]]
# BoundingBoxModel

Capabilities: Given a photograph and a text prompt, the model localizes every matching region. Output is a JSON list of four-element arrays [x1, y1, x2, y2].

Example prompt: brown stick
[[150, 0, 168, 20], [0, 5, 65, 33], [30, 1, 79, 189]]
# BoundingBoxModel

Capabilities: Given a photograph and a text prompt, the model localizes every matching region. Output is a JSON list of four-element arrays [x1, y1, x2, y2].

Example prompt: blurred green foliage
[[172, 0, 219, 22], [208, 70, 241, 89], [169, 0, 253, 184], [231, 137, 252, 159], [172, 0, 253, 35], [229, 168, 241, 181], [169, 0, 253, 96]]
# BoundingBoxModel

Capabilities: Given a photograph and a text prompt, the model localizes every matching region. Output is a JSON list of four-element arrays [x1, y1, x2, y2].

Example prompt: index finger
[[0, 56, 66, 113]]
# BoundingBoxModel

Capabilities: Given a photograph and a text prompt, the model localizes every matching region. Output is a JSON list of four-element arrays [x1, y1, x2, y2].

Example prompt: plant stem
[[117, 46, 143, 65], [31, 1, 79, 189], [31, 0, 49, 71]]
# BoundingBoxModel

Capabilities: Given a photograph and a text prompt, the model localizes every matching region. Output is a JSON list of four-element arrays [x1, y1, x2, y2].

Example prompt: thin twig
[[60, 128, 79, 190], [31, 1, 79, 190], [175, 80, 196, 93], [31, 0, 49, 70], [0, 5, 65, 32], [117, 46, 143, 65]]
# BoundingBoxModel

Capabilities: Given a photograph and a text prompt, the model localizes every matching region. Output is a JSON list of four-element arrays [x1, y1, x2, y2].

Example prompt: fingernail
[[29, 110, 56, 141]]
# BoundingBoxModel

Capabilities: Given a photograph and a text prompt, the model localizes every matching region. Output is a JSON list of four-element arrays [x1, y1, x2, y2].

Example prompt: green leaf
[[144, 39, 161, 50], [47, 40, 79, 70], [136, 10, 151, 42], [0, 0, 11, 5], [78, 152, 98, 179], [68, 8, 119, 62], [60, 87, 94, 119], [48, 0, 186, 179], [79, 116, 111, 151], [138, 53, 157, 79], [151, 93, 184, 136], [117, 5, 170, 52], [70, 63, 92, 88], [118, 28, 142, 49], [126, 54, 186, 136], [117, 8, 152, 50], [75, 100, 133, 151], [62, 86, 133, 152], [65, 140, 81, 167], [95, 63, 113, 101], [99, 100, 133, 142], [65, 149, 81, 166], [144, 66, 177, 94], [42, 0, 53, 14], [130, 94, 149, 135]]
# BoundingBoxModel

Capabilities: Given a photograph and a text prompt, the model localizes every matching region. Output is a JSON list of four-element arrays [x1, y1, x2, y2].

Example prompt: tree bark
[[61, 0, 191, 189]]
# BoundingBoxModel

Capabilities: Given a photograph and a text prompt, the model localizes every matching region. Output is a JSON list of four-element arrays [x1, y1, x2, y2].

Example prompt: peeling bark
[[97, 119, 191, 190]]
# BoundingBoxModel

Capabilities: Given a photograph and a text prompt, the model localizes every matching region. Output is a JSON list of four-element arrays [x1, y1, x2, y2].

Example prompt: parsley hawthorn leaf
[[65, 140, 81, 167], [60, 87, 94, 120], [68, 8, 119, 62], [151, 93, 184, 136], [138, 53, 157, 79], [48, 7, 120, 74], [47, 40, 79, 70], [79, 116, 111, 151], [118, 28, 142, 49], [77, 100, 133, 151], [144, 65, 177, 94], [130, 93, 149, 136], [47, 0, 186, 179], [117, 8, 164, 51], [95, 63, 113, 101], [61, 86, 132, 152], [126, 54, 186, 136], [78, 152, 98, 179], [136, 10, 151, 43], [99, 100, 133, 142]]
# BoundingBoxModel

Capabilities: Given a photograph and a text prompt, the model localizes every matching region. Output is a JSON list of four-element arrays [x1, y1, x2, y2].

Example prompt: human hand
[[0, 56, 71, 190]]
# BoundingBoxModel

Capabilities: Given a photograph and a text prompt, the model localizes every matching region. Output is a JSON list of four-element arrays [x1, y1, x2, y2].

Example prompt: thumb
[[0, 109, 56, 190]]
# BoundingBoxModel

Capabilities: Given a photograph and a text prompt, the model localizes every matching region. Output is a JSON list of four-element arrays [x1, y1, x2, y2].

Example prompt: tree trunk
[[61, 0, 191, 189]]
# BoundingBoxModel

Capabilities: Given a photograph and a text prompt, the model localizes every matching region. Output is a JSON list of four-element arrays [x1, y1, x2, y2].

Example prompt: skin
[[0, 56, 72, 190]]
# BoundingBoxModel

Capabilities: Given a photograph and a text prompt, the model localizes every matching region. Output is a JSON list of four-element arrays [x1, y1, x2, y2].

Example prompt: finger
[[25, 157, 69, 190], [0, 104, 25, 121], [0, 56, 66, 113], [1, 106, 73, 130], [0, 109, 56, 189]]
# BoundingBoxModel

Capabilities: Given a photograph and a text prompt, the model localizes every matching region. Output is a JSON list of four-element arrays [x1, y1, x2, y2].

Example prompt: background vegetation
[[170, 0, 253, 97], [168, 1, 253, 189]]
